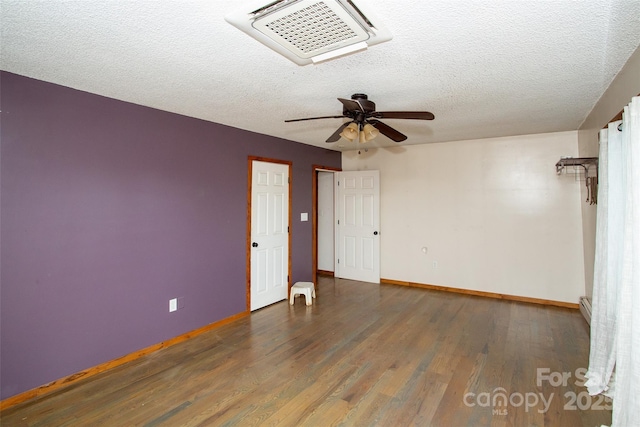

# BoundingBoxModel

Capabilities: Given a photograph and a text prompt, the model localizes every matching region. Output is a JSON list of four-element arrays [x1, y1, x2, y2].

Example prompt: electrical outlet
[[433, 260, 438, 269], [169, 298, 177, 312]]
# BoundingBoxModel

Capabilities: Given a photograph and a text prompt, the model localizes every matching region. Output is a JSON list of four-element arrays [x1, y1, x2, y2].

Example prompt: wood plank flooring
[[1, 276, 611, 426]]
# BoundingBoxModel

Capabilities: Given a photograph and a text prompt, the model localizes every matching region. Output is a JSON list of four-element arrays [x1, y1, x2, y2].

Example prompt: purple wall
[[0, 72, 341, 400]]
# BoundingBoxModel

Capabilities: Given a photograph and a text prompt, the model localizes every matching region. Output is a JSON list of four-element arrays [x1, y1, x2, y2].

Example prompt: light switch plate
[[301, 213, 308, 222]]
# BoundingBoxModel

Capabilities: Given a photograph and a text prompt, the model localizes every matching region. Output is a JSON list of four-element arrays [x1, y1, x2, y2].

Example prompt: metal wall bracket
[[555, 157, 598, 175], [555, 157, 599, 204]]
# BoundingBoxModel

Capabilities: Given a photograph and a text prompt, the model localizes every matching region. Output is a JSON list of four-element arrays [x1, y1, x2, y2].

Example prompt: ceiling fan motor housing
[[349, 93, 376, 113]]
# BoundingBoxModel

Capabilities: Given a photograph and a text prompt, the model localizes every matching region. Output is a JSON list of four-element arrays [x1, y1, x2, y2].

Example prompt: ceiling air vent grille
[[263, 3, 360, 55], [225, 0, 392, 65]]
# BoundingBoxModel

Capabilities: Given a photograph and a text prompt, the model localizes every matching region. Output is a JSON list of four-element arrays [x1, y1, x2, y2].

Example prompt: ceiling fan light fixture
[[359, 129, 366, 144], [362, 123, 379, 141], [340, 122, 359, 141], [284, 93, 434, 144]]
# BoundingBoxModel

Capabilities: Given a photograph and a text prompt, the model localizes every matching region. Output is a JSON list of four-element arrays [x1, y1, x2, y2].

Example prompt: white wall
[[578, 45, 640, 299], [342, 131, 585, 303]]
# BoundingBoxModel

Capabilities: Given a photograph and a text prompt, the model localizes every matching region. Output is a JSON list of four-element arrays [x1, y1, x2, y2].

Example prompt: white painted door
[[251, 160, 289, 310], [335, 170, 380, 283]]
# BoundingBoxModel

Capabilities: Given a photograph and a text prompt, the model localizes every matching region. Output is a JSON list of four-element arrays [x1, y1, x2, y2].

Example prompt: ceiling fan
[[284, 93, 435, 143]]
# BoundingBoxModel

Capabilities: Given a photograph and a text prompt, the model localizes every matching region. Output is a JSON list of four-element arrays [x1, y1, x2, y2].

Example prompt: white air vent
[[225, 0, 392, 65]]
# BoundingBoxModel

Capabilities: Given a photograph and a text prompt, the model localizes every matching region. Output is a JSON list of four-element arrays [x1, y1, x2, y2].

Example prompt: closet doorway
[[312, 166, 340, 285]]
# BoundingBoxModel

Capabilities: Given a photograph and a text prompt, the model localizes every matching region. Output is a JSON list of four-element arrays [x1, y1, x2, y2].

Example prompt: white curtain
[[585, 96, 640, 426]]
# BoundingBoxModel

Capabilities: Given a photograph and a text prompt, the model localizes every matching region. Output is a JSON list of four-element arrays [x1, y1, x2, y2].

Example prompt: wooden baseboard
[[0, 311, 249, 411], [316, 270, 334, 277], [381, 278, 579, 309]]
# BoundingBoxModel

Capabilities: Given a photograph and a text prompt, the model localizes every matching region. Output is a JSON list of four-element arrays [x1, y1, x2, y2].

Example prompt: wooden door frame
[[311, 165, 341, 286], [246, 156, 293, 312]]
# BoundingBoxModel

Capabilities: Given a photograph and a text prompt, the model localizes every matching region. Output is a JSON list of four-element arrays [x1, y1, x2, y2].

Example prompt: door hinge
[[287, 226, 290, 233], [337, 259, 340, 264], [337, 219, 340, 225], [288, 177, 291, 184], [287, 275, 290, 282]]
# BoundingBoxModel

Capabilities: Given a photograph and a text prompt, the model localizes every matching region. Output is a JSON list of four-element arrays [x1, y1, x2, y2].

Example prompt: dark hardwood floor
[[1, 276, 611, 426]]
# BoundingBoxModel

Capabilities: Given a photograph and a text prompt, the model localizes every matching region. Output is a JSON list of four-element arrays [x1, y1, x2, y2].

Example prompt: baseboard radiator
[[579, 296, 592, 325]]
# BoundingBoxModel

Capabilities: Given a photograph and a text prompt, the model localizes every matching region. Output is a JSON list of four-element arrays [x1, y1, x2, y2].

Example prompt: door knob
[[374, 231, 379, 235], [252, 242, 258, 247]]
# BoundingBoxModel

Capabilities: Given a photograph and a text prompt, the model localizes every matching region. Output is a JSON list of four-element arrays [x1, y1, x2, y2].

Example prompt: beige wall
[[342, 131, 585, 303], [578, 45, 640, 298]]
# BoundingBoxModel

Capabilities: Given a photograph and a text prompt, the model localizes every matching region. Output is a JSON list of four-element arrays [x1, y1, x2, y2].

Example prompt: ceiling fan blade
[[374, 111, 435, 120], [326, 122, 351, 143], [338, 98, 364, 112], [369, 120, 407, 142], [284, 115, 345, 122]]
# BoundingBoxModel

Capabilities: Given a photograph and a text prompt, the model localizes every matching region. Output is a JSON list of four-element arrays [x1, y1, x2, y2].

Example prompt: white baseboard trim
[[579, 296, 592, 325]]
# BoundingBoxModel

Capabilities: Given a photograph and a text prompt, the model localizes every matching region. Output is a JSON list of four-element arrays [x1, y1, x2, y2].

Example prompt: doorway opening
[[312, 165, 340, 286]]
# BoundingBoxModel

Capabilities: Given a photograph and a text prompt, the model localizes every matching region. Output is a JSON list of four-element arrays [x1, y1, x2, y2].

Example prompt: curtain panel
[[586, 96, 639, 426]]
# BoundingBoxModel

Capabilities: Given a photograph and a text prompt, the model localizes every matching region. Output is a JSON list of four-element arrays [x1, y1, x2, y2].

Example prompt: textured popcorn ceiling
[[2, 1, 639, 151]]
